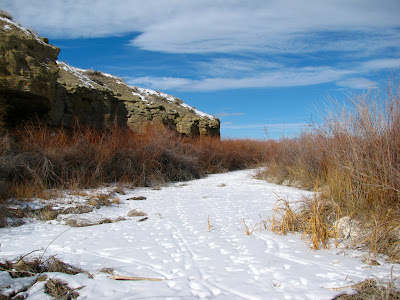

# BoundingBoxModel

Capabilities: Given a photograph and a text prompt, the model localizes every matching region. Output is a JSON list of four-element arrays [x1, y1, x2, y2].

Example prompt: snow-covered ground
[[1, 169, 399, 299]]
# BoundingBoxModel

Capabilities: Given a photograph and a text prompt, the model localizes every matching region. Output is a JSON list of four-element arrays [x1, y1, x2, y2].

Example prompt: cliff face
[[52, 63, 220, 137], [0, 16, 220, 137], [0, 17, 60, 124]]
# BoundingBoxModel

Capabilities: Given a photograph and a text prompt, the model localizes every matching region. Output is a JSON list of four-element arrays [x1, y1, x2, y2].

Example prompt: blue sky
[[2, 1, 400, 139]]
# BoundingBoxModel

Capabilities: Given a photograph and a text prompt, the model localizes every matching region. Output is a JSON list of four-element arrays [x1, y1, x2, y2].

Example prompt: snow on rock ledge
[[52, 62, 220, 137], [0, 16, 219, 136], [0, 16, 60, 124]]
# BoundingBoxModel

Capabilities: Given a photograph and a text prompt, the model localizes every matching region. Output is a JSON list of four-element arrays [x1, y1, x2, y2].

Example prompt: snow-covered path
[[1, 170, 399, 299]]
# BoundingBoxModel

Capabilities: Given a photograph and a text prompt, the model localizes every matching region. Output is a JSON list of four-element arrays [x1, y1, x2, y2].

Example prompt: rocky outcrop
[[0, 17, 60, 124], [49, 64, 128, 129], [51, 63, 220, 137], [0, 16, 220, 137]]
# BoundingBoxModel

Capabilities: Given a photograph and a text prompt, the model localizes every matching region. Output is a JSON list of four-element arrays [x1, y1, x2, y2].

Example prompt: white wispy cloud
[[195, 58, 281, 77], [360, 58, 400, 71], [336, 77, 377, 89], [127, 66, 353, 91], [215, 112, 245, 118], [3, 0, 400, 56], [127, 55, 400, 91], [126, 76, 192, 91], [4, 0, 400, 92]]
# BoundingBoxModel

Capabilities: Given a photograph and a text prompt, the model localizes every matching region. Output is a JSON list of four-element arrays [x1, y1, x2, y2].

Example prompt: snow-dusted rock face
[[0, 16, 219, 136], [0, 16, 60, 124], [52, 63, 220, 136]]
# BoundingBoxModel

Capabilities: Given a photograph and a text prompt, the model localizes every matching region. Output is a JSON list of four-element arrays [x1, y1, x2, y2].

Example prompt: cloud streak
[[126, 54, 400, 91], [4, 0, 400, 56], [336, 78, 377, 89], [215, 112, 245, 118], [4, 0, 400, 92], [361, 58, 400, 71], [127, 66, 353, 91]]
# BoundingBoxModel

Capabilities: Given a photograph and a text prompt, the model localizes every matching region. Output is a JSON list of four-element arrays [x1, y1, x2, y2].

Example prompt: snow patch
[[57, 61, 96, 88], [54, 61, 215, 118], [136, 87, 215, 119], [0, 16, 52, 47], [132, 91, 148, 103], [180, 102, 215, 118], [102, 72, 118, 79]]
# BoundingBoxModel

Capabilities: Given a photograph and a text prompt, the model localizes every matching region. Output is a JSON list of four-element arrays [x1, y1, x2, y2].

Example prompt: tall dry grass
[[0, 122, 271, 201], [261, 76, 400, 258]]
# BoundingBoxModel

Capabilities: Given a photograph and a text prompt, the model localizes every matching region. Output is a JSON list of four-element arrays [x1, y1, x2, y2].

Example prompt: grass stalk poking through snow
[[207, 215, 212, 232], [268, 190, 339, 250]]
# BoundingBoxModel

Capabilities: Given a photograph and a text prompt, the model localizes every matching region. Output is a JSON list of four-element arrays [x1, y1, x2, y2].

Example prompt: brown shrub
[[192, 136, 271, 173], [0, 121, 273, 203]]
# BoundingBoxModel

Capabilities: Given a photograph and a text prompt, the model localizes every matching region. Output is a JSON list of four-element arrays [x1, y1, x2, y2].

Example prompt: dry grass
[[45, 278, 80, 299], [127, 209, 147, 217], [0, 254, 89, 299], [268, 197, 300, 235], [261, 76, 400, 258], [267, 193, 348, 251], [0, 256, 83, 278], [332, 276, 400, 300], [87, 193, 113, 208], [207, 215, 212, 232], [241, 218, 259, 235], [299, 195, 340, 250]]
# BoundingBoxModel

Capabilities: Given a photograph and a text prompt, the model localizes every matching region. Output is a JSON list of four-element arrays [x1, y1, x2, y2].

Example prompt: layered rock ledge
[[0, 16, 220, 137]]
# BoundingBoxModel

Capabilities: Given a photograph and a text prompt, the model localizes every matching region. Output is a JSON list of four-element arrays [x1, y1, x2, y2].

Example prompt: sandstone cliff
[[52, 63, 220, 137], [0, 16, 220, 137], [0, 16, 60, 124]]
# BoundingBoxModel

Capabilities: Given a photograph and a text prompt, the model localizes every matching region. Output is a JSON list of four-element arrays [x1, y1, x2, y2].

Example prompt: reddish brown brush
[[0, 122, 274, 201]]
